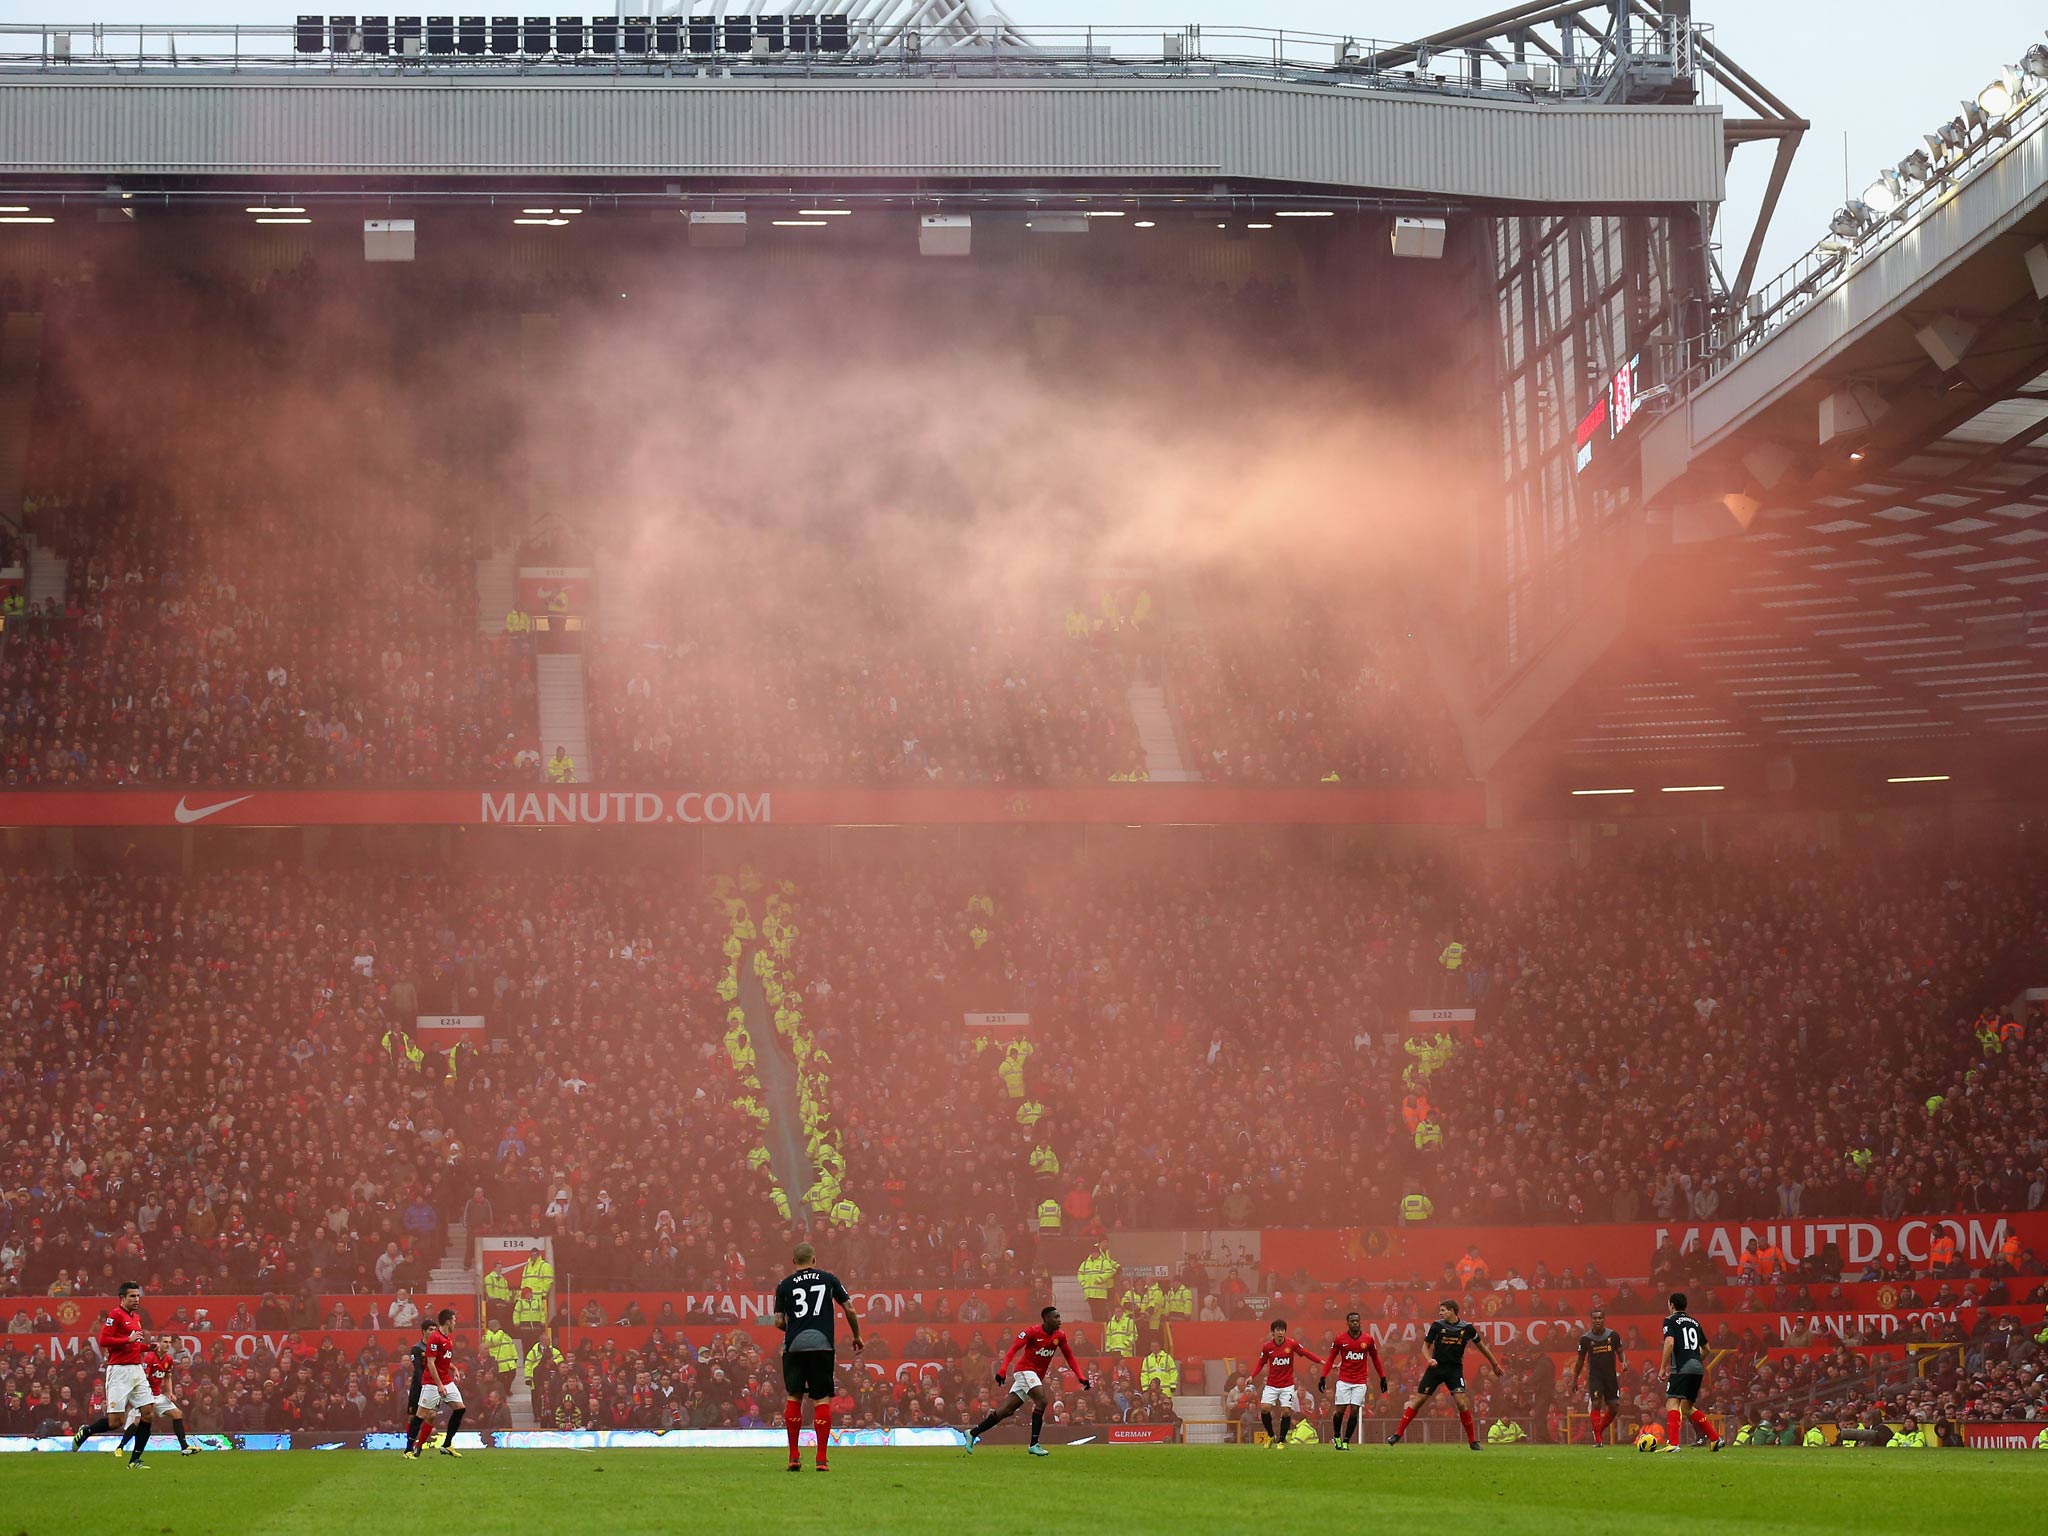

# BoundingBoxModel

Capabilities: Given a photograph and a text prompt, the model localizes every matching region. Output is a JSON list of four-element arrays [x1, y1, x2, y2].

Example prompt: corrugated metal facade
[[0, 76, 1722, 205]]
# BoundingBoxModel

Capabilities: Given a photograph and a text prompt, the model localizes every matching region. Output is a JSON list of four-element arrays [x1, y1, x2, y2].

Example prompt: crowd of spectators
[[1166, 574, 1466, 787], [3, 833, 2045, 1312], [585, 556, 1144, 787]]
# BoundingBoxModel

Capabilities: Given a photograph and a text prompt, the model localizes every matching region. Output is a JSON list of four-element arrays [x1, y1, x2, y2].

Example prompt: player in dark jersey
[[772, 1242, 863, 1472], [1317, 1312, 1389, 1450], [1387, 1300, 1501, 1450], [1572, 1306, 1626, 1445], [1659, 1292, 1722, 1453], [400, 1319, 431, 1453], [966, 1305, 1092, 1457]]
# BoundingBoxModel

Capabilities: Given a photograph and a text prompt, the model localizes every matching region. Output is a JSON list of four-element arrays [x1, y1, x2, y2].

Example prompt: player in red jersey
[[965, 1306, 1092, 1457], [72, 1281, 155, 1467], [405, 1308, 466, 1459], [1317, 1312, 1389, 1450], [116, 1339, 195, 1456], [1249, 1319, 1328, 1448]]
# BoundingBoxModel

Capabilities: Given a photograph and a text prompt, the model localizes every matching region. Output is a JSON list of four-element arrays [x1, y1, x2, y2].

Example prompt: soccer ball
[[1634, 1430, 1662, 1452]]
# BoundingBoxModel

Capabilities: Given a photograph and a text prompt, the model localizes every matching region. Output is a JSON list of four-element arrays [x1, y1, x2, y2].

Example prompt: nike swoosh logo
[[173, 795, 253, 825]]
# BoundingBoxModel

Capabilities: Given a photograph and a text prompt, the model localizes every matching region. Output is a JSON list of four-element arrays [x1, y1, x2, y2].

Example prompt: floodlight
[[2023, 42, 2048, 80], [1898, 149, 1932, 184], [1828, 204, 1867, 239], [1978, 69, 2018, 117], [1861, 177, 1900, 217]]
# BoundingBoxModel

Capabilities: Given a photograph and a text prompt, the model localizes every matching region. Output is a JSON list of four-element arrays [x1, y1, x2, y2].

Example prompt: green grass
[[4, 1444, 2040, 1536]]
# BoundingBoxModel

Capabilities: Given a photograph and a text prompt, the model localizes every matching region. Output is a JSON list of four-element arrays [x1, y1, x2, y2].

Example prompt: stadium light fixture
[[0, 216, 54, 224], [2024, 42, 2048, 80], [247, 205, 305, 214], [1275, 210, 1336, 218], [0, 206, 30, 213], [1247, 222, 1274, 230], [1569, 788, 1634, 796], [1659, 784, 1725, 793], [1978, 68, 2020, 118], [772, 219, 829, 227], [1828, 204, 1868, 239], [255, 217, 312, 225], [1897, 149, 1933, 185], [1133, 220, 1156, 228], [1886, 774, 1950, 783], [513, 217, 568, 226], [1861, 175, 1901, 217], [798, 209, 852, 216]]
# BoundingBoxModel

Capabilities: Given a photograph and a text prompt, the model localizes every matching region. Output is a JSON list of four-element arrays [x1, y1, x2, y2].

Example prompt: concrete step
[[1173, 1393, 1230, 1444], [1050, 1274, 1093, 1324], [25, 537, 64, 608], [1126, 684, 1199, 782], [536, 651, 593, 783], [476, 550, 517, 635]]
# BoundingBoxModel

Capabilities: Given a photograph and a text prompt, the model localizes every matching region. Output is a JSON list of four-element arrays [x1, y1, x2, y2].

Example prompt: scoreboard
[[1573, 353, 1644, 492]]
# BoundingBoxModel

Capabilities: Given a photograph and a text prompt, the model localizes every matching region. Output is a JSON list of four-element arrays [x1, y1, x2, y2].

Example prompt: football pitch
[[3, 1444, 2038, 1535]]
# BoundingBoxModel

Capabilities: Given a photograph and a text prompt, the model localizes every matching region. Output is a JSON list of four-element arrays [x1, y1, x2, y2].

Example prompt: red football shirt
[[99, 1305, 145, 1366], [1001, 1326, 1083, 1382], [143, 1346, 171, 1395], [424, 1330, 455, 1386], [1253, 1337, 1324, 1389], [1325, 1330, 1384, 1385]]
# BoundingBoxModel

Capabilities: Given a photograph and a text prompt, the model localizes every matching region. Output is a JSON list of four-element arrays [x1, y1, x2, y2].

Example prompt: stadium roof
[[1518, 82, 2048, 780], [0, 17, 1727, 208]]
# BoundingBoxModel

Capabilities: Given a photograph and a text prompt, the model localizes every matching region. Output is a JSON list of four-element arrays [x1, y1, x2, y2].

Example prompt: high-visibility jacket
[[1889, 1429, 1927, 1448], [1848, 1147, 1873, 1170], [2036, 1426, 2048, 1449], [483, 1270, 512, 1305], [547, 753, 575, 783], [547, 589, 571, 614], [482, 1326, 519, 1375], [1401, 1194, 1435, 1224], [1016, 1100, 1045, 1128], [1734, 1424, 1756, 1446], [1103, 1313, 1138, 1356], [1925, 1095, 1945, 1116], [1455, 1254, 1486, 1287], [1029, 1144, 1061, 1177], [1136, 1284, 1166, 1325], [1438, 941, 1467, 971], [1079, 1253, 1118, 1300], [1164, 1284, 1194, 1319], [830, 1198, 860, 1228], [404, 1039, 426, 1073], [1414, 1120, 1443, 1152], [1754, 1244, 1782, 1277], [1486, 1420, 1524, 1444], [512, 1293, 548, 1328], [523, 1344, 564, 1384], [1401, 1095, 1429, 1131], [520, 1253, 555, 1297], [504, 609, 530, 634], [1037, 1197, 1062, 1232], [1140, 1350, 1178, 1394], [1929, 1233, 1956, 1267], [1287, 1417, 1319, 1444], [1802, 1427, 1827, 1447]]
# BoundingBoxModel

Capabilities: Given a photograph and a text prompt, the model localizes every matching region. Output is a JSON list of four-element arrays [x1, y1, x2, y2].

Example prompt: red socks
[[1689, 1410, 1720, 1444], [1395, 1406, 1417, 1436], [1457, 1409, 1476, 1444], [1589, 1409, 1608, 1443], [784, 1401, 802, 1462], [812, 1404, 832, 1466], [1667, 1409, 1682, 1445]]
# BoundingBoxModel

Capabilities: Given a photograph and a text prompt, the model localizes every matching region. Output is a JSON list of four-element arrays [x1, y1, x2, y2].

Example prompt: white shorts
[[105, 1365, 153, 1415], [1008, 1371, 1045, 1400], [1334, 1381, 1369, 1408], [417, 1382, 464, 1414], [151, 1394, 180, 1415], [1260, 1385, 1299, 1411]]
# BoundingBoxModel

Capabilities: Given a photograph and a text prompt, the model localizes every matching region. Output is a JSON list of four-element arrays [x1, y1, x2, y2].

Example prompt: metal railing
[[1683, 66, 2048, 396], [0, 18, 1640, 100]]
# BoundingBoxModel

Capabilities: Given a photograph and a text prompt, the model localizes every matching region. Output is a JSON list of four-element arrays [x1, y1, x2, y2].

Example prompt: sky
[[54, 1, 2047, 281]]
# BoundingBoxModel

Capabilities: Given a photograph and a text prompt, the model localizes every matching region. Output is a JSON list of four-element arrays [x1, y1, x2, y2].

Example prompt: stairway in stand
[[1126, 685, 1200, 782], [535, 652, 593, 783]]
